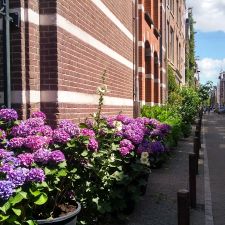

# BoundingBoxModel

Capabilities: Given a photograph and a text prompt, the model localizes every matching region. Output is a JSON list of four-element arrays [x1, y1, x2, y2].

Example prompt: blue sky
[[186, 0, 225, 85]]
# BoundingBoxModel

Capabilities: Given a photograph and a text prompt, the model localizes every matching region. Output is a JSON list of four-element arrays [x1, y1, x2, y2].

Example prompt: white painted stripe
[[154, 78, 161, 83], [11, 8, 133, 70], [145, 102, 155, 106], [138, 41, 145, 48], [138, 4, 144, 12], [91, 0, 133, 41], [140, 100, 145, 106], [161, 68, 167, 73], [57, 14, 133, 70], [160, 83, 166, 88], [0, 91, 133, 107], [138, 67, 145, 73], [146, 74, 154, 79]]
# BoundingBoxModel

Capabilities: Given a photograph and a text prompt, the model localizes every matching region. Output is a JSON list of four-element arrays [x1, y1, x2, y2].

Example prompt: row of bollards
[[177, 109, 203, 225]]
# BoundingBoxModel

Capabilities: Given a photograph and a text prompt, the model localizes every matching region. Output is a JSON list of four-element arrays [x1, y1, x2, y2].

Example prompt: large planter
[[37, 203, 81, 225]]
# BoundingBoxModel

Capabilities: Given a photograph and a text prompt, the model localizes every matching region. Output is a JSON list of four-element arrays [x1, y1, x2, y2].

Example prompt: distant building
[[165, 0, 186, 85], [218, 72, 225, 106]]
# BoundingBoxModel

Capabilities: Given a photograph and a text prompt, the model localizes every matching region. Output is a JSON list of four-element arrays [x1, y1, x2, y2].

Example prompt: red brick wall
[[139, 0, 160, 105], [5, 0, 134, 122]]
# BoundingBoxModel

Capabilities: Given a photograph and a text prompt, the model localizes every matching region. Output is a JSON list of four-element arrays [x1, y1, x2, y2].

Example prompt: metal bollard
[[195, 130, 201, 149], [189, 153, 197, 208], [193, 137, 199, 174], [177, 189, 190, 225]]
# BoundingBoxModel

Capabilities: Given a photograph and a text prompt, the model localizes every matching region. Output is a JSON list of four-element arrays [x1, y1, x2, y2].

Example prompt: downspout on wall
[[2, 0, 11, 108], [133, 0, 140, 118]]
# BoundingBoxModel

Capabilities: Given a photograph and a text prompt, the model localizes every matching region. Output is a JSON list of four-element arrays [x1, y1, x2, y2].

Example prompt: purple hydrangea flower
[[122, 121, 145, 145], [84, 119, 94, 129], [2, 156, 21, 167], [33, 149, 50, 164], [88, 138, 98, 151], [148, 119, 160, 128], [7, 137, 25, 149], [0, 163, 14, 174], [119, 147, 130, 156], [24, 136, 48, 151], [156, 123, 171, 135], [17, 153, 34, 167], [10, 123, 31, 137], [0, 129, 6, 140], [0, 149, 14, 159], [8, 168, 29, 187], [0, 109, 18, 121], [58, 120, 80, 137], [53, 128, 71, 143], [24, 117, 45, 128], [31, 111, 46, 120], [27, 168, 45, 183], [49, 150, 65, 163], [150, 129, 163, 138], [137, 140, 151, 154], [30, 125, 53, 137], [150, 141, 165, 153], [80, 128, 95, 137], [119, 139, 134, 156], [0, 180, 15, 200]]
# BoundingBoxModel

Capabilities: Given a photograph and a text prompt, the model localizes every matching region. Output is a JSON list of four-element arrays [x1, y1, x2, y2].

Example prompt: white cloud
[[186, 0, 225, 32], [198, 58, 225, 83]]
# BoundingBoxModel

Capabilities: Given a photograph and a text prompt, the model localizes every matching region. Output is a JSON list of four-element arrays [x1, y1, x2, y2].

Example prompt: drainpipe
[[133, 0, 140, 118], [2, 0, 11, 108]]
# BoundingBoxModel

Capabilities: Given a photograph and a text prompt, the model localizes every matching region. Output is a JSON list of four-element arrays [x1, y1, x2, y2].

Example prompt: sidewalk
[[127, 127, 205, 225]]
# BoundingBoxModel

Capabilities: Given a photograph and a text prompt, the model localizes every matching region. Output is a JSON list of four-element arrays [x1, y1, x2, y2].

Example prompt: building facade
[[138, 0, 161, 106], [0, 0, 135, 124], [165, 0, 186, 85], [218, 72, 225, 106]]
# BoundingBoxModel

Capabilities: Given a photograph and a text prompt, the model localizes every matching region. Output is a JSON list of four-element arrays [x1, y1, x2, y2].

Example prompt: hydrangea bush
[[0, 108, 171, 225]]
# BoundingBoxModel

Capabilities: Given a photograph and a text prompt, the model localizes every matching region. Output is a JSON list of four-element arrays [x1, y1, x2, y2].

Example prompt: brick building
[[0, 0, 187, 123], [138, 0, 161, 106], [0, 0, 135, 124], [165, 0, 186, 85]]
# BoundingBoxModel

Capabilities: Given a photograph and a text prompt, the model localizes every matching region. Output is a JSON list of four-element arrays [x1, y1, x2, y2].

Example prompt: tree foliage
[[185, 10, 196, 87]]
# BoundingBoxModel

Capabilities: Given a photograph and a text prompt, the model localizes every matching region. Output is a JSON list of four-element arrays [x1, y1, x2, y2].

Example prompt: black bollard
[[193, 137, 199, 174], [189, 153, 197, 208], [177, 189, 190, 225], [195, 130, 201, 149]]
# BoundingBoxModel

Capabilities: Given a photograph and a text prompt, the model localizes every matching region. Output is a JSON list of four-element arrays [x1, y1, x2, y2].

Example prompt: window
[[167, 21, 170, 58], [170, 27, 174, 63]]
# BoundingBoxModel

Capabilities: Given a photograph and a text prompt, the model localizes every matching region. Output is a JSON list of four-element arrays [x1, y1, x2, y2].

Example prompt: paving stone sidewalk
[[127, 129, 205, 225]]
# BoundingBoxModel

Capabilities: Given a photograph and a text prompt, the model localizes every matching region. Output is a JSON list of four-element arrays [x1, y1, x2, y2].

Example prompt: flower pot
[[37, 203, 81, 225]]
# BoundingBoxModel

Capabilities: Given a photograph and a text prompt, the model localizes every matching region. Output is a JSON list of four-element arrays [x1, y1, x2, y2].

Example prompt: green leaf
[[29, 189, 41, 197], [0, 201, 10, 213], [0, 213, 9, 221], [10, 192, 27, 206], [12, 208, 22, 216], [58, 161, 67, 168], [81, 150, 88, 157], [34, 193, 48, 205], [57, 169, 67, 177], [26, 220, 36, 225]]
